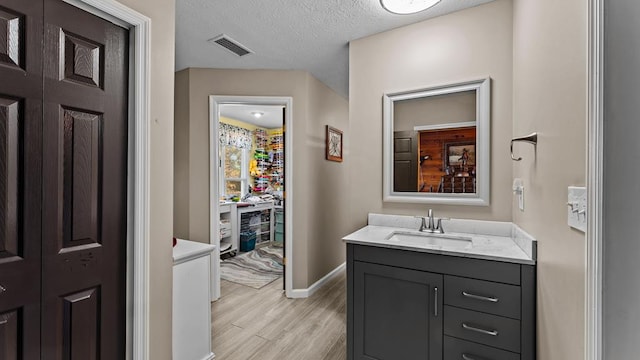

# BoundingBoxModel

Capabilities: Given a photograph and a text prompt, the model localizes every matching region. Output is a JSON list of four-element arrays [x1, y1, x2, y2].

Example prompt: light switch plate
[[513, 178, 524, 211], [568, 186, 587, 232]]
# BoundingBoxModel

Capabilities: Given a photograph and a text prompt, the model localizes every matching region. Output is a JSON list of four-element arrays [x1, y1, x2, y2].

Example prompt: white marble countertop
[[173, 239, 216, 266], [342, 214, 536, 265]]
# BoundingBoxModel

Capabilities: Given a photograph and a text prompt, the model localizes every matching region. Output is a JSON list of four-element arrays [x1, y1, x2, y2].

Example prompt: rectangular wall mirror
[[383, 78, 491, 205]]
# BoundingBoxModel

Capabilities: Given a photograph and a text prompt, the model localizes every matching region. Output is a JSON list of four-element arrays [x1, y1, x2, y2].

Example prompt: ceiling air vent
[[208, 34, 253, 57]]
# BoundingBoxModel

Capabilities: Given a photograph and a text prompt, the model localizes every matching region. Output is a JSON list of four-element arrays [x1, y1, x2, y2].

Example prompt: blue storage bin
[[240, 231, 257, 252]]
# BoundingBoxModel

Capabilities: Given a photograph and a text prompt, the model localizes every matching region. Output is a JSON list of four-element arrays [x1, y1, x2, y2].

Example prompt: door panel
[[62, 288, 100, 360], [41, 0, 128, 358], [393, 131, 418, 192], [0, 309, 20, 360], [354, 261, 443, 360], [0, 97, 21, 259], [0, 6, 24, 70], [62, 108, 102, 249], [0, 0, 42, 358]]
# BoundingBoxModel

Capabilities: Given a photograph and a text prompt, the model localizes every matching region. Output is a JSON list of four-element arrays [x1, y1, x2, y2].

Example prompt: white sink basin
[[385, 231, 473, 249]]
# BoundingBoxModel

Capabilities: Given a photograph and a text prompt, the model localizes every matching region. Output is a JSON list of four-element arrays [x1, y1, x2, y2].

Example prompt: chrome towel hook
[[511, 132, 538, 161]]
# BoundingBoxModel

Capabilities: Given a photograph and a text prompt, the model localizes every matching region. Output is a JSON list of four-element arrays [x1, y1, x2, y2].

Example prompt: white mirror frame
[[383, 78, 491, 206]]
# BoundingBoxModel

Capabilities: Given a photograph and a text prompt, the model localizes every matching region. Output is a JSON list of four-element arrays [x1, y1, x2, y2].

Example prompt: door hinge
[[283, 257, 287, 266]]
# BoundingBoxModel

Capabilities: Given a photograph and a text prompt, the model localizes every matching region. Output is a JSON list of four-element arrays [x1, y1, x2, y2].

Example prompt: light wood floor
[[212, 269, 346, 360]]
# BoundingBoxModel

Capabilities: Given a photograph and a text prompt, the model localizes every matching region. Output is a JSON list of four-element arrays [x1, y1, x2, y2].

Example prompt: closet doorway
[[209, 96, 293, 300]]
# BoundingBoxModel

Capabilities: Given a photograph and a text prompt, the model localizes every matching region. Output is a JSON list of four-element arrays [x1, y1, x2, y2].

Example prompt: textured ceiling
[[175, 0, 495, 98]]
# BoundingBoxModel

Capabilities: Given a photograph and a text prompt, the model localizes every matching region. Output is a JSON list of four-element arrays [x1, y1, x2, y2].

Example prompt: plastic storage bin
[[240, 231, 257, 252]]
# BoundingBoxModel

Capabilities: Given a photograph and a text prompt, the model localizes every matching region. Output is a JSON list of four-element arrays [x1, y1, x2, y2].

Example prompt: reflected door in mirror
[[393, 131, 418, 192]]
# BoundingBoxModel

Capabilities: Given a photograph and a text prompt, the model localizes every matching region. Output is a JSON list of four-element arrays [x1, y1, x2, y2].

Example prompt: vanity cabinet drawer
[[352, 244, 521, 285], [445, 275, 521, 319], [444, 336, 520, 360], [444, 306, 521, 353]]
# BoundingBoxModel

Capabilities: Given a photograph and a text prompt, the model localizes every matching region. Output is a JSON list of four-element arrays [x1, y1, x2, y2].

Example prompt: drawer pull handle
[[462, 323, 499, 337], [0, 319, 7, 325], [462, 354, 488, 360], [434, 287, 439, 317], [462, 291, 499, 303]]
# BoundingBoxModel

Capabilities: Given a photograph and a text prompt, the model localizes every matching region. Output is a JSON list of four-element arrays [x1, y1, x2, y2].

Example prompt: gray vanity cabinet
[[347, 243, 536, 360], [353, 262, 443, 360]]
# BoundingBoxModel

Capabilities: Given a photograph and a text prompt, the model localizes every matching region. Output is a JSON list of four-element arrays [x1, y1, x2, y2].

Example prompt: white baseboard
[[289, 262, 346, 299]]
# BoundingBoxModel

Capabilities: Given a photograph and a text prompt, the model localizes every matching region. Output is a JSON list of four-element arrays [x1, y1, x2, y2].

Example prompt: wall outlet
[[568, 186, 587, 232]]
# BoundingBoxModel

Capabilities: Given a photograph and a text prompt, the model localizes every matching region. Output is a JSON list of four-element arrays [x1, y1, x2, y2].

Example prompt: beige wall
[[174, 68, 349, 288], [394, 90, 476, 131], [115, 0, 175, 359], [349, 0, 513, 227], [512, 0, 587, 359], [174, 68, 190, 239], [305, 73, 351, 285]]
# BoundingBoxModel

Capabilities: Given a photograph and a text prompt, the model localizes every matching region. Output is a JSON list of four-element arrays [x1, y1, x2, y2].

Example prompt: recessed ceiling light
[[251, 111, 264, 118], [380, 0, 441, 14]]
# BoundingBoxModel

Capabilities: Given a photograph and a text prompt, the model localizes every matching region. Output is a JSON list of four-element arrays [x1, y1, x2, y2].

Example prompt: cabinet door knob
[[462, 323, 499, 337], [0, 284, 5, 294], [462, 291, 499, 303]]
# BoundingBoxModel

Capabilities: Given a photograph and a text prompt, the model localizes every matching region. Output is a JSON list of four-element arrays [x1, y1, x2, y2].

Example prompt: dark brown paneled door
[[41, 0, 129, 359], [0, 0, 43, 359], [393, 131, 418, 192], [0, 0, 127, 357]]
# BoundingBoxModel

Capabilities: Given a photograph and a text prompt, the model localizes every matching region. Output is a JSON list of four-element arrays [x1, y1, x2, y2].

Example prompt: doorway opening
[[209, 96, 294, 300]]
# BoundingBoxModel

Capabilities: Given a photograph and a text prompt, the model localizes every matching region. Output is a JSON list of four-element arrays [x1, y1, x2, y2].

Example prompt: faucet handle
[[435, 218, 449, 234], [414, 216, 428, 232]]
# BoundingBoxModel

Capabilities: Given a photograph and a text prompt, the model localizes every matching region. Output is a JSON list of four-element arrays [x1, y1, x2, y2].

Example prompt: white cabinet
[[173, 239, 216, 360], [219, 202, 238, 255]]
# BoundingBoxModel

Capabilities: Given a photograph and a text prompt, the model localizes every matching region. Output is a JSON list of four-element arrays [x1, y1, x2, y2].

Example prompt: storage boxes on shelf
[[253, 129, 270, 193], [274, 207, 284, 245], [269, 130, 284, 190]]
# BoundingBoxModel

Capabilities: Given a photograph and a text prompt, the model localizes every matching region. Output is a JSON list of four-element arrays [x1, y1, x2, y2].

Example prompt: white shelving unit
[[219, 202, 238, 256], [269, 130, 284, 191], [237, 201, 275, 248]]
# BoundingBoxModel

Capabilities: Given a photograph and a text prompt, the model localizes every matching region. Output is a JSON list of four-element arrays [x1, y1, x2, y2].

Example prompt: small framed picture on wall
[[444, 142, 476, 167], [326, 125, 343, 162]]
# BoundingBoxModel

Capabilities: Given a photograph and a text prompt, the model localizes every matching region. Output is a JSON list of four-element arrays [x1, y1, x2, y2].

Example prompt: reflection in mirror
[[383, 78, 490, 205]]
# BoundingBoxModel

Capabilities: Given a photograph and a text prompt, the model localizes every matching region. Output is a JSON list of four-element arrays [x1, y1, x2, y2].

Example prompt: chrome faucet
[[427, 209, 435, 232], [416, 209, 447, 233]]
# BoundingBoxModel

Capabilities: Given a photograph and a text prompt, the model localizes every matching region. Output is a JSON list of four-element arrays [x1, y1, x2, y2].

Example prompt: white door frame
[[209, 96, 294, 299], [62, 1, 151, 359], [586, 0, 604, 359]]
